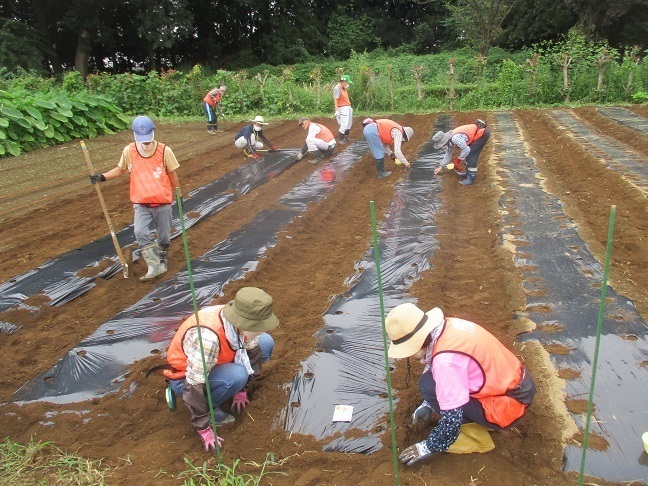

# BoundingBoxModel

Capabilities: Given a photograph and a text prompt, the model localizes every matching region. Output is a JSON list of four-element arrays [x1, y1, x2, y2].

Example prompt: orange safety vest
[[336, 86, 351, 107], [163, 305, 237, 380], [203, 90, 221, 106], [433, 317, 526, 428], [452, 124, 486, 145], [376, 119, 404, 145], [314, 123, 334, 143], [129, 142, 173, 205]]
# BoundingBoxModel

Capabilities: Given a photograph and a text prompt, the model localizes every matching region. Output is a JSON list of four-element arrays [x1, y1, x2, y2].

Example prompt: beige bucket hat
[[385, 303, 444, 358], [223, 287, 279, 332]]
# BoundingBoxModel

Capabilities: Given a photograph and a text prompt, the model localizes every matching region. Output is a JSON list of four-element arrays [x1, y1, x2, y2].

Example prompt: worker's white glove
[[399, 440, 436, 466], [412, 401, 433, 424], [334, 109, 340, 119]]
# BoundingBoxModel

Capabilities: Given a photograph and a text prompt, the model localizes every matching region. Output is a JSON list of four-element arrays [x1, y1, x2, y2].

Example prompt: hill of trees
[[1, 0, 646, 78]]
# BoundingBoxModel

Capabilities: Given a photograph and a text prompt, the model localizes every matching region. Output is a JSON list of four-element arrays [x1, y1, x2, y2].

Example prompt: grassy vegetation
[[0, 437, 108, 485], [0, 438, 288, 485]]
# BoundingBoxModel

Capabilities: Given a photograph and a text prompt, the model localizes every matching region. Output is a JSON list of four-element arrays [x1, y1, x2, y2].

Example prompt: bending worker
[[333, 75, 353, 144], [90, 115, 181, 282], [362, 118, 414, 179], [385, 303, 536, 466], [432, 119, 489, 186], [295, 117, 336, 164], [202, 85, 226, 134], [164, 287, 279, 451], [234, 116, 277, 159]]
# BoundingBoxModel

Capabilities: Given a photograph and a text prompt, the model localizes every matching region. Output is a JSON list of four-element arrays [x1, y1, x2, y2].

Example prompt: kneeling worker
[[164, 287, 279, 451], [295, 117, 336, 164], [385, 303, 536, 466]]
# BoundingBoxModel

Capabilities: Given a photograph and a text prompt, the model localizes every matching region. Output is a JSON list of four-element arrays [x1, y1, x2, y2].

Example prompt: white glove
[[412, 401, 433, 424], [399, 441, 436, 466], [296, 153, 305, 161], [334, 109, 340, 118]]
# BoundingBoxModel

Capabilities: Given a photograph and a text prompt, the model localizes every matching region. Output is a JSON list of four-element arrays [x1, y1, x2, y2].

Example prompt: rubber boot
[[157, 243, 169, 274], [459, 170, 476, 186], [344, 129, 352, 142], [375, 158, 391, 179], [140, 243, 161, 282], [325, 145, 335, 158], [310, 151, 324, 165], [338, 133, 346, 145]]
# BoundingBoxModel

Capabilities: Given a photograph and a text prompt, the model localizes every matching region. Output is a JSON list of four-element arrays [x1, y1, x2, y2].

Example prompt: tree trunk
[[448, 60, 455, 111], [562, 54, 571, 102], [75, 29, 92, 79]]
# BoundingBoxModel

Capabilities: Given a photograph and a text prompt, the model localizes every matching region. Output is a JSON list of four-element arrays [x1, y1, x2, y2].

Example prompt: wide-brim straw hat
[[250, 115, 269, 125], [223, 287, 279, 332], [386, 303, 444, 358], [432, 130, 452, 149]]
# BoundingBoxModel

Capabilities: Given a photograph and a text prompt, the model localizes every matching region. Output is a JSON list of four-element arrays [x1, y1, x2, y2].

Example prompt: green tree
[[0, 18, 47, 73], [327, 6, 379, 59]]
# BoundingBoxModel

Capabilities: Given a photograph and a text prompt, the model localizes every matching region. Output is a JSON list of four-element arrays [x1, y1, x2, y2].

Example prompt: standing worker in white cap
[[333, 75, 354, 145], [234, 115, 277, 159], [362, 118, 414, 178], [295, 117, 336, 164], [432, 119, 489, 186], [89, 115, 182, 282], [162, 287, 280, 451], [385, 303, 536, 466]]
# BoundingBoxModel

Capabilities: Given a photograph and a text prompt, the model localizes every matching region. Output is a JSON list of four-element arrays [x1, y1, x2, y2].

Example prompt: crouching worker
[[164, 287, 279, 451], [295, 117, 336, 164], [385, 303, 535, 466], [234, 116, 277, 159]]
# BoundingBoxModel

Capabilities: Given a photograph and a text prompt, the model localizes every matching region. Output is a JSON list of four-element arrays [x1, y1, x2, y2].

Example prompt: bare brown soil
[[1, 107, 646, 485]]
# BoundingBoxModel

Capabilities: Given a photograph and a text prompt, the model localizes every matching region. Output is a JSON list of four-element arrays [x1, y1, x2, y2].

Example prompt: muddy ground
[[0, 106, 647, 485]]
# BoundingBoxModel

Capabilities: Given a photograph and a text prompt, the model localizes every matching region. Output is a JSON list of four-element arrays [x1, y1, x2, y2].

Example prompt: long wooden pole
[[80, 140, 129, 278]]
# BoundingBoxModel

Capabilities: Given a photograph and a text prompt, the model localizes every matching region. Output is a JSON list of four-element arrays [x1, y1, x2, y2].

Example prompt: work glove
[[334, 109, 340, 118], [453, 158, 462, 171], [412, 401, 433, 424], [295, 153, 304, 162], [252, 152, 260, 160], [269, 146, 278, 153], [197, 427, 224, 452], [231, 389, 250, 414], [89, 172, 105, 184], [399, 441, 436, 466], [389, 153, 396, 160]]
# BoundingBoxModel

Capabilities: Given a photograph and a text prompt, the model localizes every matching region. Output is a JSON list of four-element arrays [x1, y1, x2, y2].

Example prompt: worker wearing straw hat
[[385, 303, 536, 466], [163, 287, 279, 451], [234, 115, 277, 159]]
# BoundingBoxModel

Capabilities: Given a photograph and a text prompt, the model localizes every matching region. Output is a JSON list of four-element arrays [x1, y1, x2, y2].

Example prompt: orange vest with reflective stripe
[[314, 123, 334, 143], [163, 305, 237, 380], [433, 317, 526, 428], [129, 142, 173, 205], [452, 124, 486, 145], [336, 86, 351, 107], [376, 119, 403, 145]]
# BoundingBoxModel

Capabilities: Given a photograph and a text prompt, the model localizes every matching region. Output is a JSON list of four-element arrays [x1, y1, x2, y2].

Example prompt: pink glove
[[453, 157, 462, 171], [197, 427, 224, 452], [269, 146, 278, 152], [231, 389, 250, 414], [253, 152, 260, 160]]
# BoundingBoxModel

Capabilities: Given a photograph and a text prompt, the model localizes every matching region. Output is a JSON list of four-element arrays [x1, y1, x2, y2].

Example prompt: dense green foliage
[[0, 75, 128, 156], [0, 38, 645, 158], [0, 0, 646, 77]]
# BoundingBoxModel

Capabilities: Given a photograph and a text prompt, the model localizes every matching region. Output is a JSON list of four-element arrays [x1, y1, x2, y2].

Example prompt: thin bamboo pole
[[176, 188, 222, 462], [370, 200, 400, 485], [578, 205, 616, 485]]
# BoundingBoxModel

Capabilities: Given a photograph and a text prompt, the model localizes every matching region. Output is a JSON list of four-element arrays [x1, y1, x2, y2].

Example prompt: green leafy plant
[[179, 453, 288, 486]]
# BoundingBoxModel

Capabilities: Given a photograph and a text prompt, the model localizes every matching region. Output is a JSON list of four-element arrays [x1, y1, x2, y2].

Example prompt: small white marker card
[[332, 404, 354, 422]]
